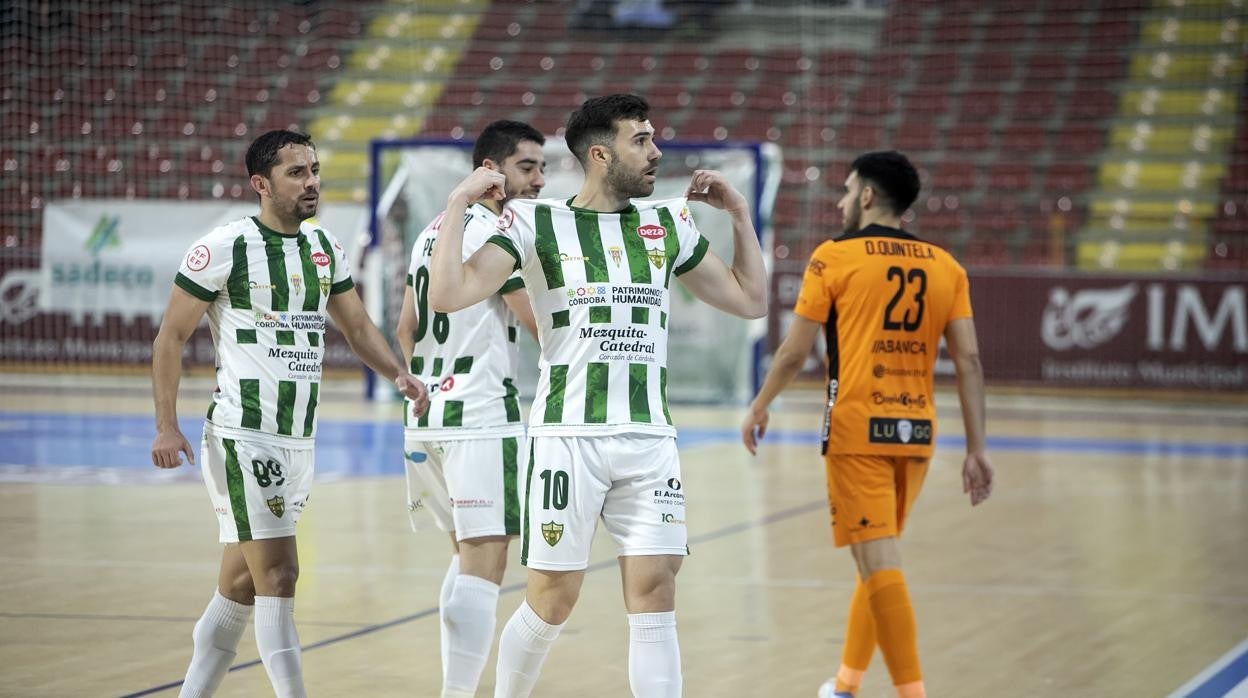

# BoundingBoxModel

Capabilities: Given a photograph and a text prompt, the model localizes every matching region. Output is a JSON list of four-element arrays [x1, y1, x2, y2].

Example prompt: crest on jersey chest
[[647, 248, 665, 269]]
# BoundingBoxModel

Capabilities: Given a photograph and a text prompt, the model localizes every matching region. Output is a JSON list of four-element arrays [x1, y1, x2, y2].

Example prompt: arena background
[[1, 1, 1246, 696]]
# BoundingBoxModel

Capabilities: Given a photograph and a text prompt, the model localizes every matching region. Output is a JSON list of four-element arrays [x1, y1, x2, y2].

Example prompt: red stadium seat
[[1013, 89, 1059, 121], [850, 86, 901, 116], [815, 50, 861, 78], [943, 123, 993, 152], [903, 86, 952, 118], [1023, 53, 1074, 82], [931, 12, 974, 43], [986, 162, 1033, 192], [1044, 163, 1092, 194], [931, 162, 977, 190], [892, 122, 939, 152], [1052, 125, 1104, 157], [1000, 125, 1048, 154], [969, 53, 1015, 82], [960, 90, 1004, 121], [838, 121, 885, 150], [917, 50, 961, 82]]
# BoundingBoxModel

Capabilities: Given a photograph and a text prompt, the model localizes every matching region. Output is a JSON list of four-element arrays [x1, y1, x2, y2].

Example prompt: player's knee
[[624, 574, 676, 612], [457, 536, 510, 584], [255, 562, 299, 597], [527, 584, 580, 624], [221, 571, 256, 605], [851, 537, 901, 580]]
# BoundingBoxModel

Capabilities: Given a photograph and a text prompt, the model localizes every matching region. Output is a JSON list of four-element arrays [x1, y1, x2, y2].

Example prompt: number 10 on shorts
[[539, 469, 568, 510]]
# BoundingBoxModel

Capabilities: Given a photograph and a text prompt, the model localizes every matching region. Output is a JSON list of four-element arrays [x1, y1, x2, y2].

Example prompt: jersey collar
[[252, 216, 304, 241], [834, 223, 919, 243], [565, 197, 638, 215]]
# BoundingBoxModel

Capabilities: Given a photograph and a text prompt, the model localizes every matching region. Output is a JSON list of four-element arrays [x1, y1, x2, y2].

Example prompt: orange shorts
[[824, 453, 930, 548]]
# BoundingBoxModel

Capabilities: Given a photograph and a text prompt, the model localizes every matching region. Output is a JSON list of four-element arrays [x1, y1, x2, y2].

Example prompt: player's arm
[[502, 288, 539, 342], [151, 287, 211, 468], [395, 283, 418, 364], [327, 289, 429, 413], [741, 315, 821, 455], [428, 167, 516, 313], [945, 316, 993, 505], [677, 170, 768, 319]]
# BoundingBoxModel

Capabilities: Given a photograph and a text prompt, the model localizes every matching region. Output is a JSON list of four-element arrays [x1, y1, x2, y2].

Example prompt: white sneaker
[[817, 678, 853, 698]]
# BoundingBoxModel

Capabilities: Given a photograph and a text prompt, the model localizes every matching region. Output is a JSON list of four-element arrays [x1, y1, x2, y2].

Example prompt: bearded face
[[605, 146, 657, 198]]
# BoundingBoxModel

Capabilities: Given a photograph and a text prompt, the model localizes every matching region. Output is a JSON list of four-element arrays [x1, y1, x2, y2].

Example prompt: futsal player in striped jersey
[[151, 129, 429, 698], [396, 120, 543, 697], [428, 94, 769, 697]]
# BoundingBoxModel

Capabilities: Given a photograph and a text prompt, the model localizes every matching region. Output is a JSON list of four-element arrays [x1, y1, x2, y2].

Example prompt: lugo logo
[[1041, 284, 1137, 350]]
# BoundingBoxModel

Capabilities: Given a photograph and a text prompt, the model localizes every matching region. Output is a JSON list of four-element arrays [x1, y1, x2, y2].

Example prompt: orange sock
[[835, 575, 875, 695], [865, 569, 924, 696]]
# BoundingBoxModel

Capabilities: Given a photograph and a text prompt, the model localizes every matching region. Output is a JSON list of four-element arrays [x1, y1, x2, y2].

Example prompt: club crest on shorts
[[541, 521, 564, 546], [647, 248, 665, 269], [267, 495, 285, 518]]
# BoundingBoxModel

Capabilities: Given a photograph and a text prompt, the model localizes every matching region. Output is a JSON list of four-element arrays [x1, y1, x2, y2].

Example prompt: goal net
[[367, 137, 780, 403]]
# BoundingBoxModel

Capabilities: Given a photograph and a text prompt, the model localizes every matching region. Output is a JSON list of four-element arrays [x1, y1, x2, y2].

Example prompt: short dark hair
[[850, 150, 920, 214], [472, 120, 546, 168], [246, 130, 315, 178], [565, 94, 650, 164]]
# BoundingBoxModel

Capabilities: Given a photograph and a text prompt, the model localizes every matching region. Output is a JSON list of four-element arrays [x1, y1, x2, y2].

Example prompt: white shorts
[[520, 434, 688, 571], [403, 435, 522, 541], [201, 426, 314, 543]]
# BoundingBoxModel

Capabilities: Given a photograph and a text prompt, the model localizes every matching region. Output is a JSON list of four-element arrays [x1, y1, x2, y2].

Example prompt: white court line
[[1167, 637, 1248, 698]]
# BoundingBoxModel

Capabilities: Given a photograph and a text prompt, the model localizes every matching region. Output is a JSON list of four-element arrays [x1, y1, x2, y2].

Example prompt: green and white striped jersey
[[404, 203, 526, 439], [174, 216, 354, 447], [488, 197, 710, 437]]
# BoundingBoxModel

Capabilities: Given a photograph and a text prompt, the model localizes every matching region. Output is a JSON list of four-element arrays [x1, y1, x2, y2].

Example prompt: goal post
[[363, 136, 781, 404]]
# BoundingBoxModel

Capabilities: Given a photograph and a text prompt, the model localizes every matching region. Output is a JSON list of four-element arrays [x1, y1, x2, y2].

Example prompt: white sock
[[254, 596, 305, 698], [179, 590, 252, 698], [442, 575, 501, 697], [440, 555, 461, 678], [628, 612, 681, 698], [494, 600, 564, 698]]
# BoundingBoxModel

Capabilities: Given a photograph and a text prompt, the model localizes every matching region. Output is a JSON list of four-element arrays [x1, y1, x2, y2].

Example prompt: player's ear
[[482, 158, 499, 172], [859, 184, 875, 210], [250, 173, 268, 198], [588, 143, 610, 168]]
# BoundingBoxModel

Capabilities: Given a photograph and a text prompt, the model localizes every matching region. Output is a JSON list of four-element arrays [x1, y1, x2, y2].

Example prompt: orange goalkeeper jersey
[[794, 224, 973, 457]]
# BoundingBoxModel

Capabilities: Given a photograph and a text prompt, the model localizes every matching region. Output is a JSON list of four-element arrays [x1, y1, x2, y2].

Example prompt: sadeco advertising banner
[[0, 200, 365, 366], [767, 263, 1247, 391], [42, 201, 259, 321]]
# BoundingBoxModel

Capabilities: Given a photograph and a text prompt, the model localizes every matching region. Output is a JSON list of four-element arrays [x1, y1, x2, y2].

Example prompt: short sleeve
[[793, 243, 836, 324], [670, 201, 710, 276], [174, 234, 232, 302], [328, 233, 353, 293], [498, 271, 525, 295], [406, 233, 423, 288], [486, 204, 528, 272], [948, 263, 973, 321]]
